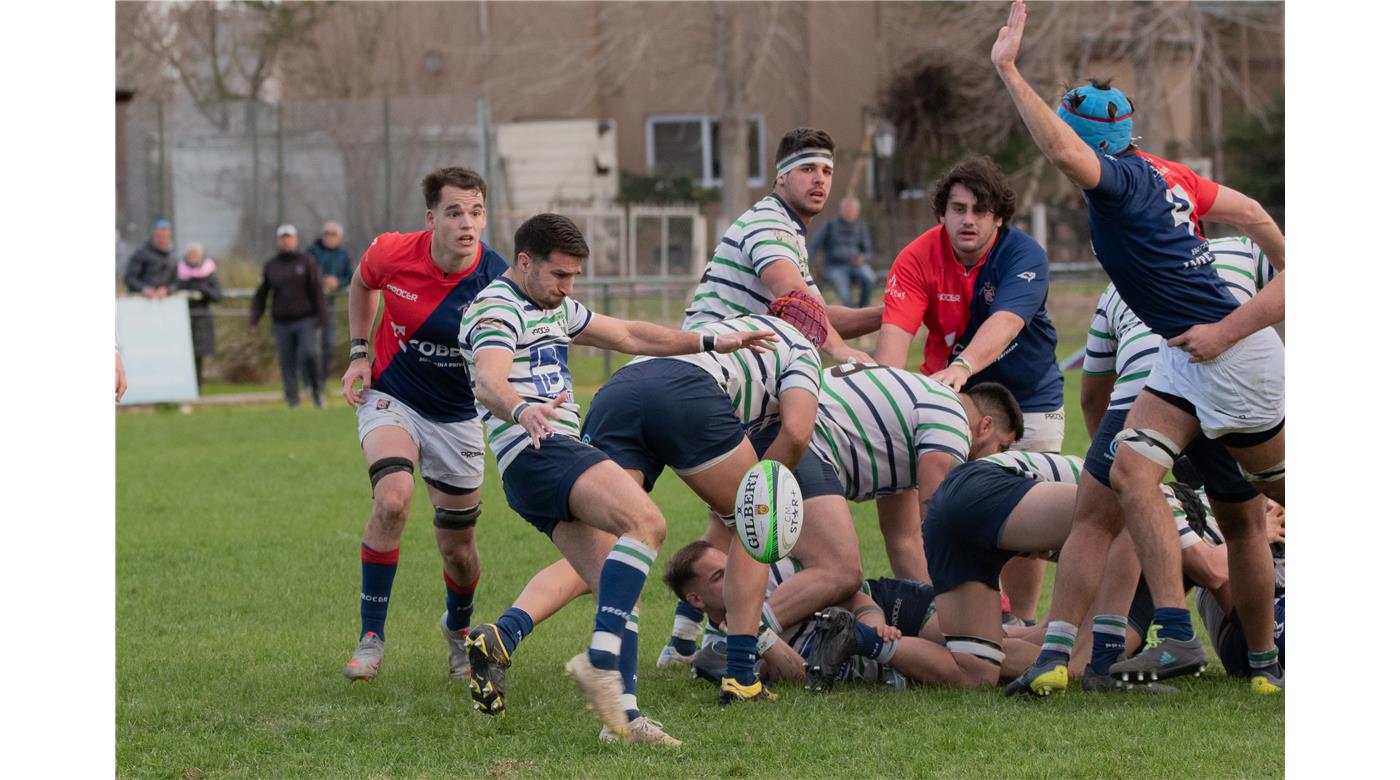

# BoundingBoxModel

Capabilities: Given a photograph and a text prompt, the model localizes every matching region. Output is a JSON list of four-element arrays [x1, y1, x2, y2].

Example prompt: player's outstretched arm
[[991, 1, 1101, 190], [1079, 372, 1114, 440], [573, 314, 774, 356], [876, 490, 930, 584], [826, 304, 884, 340], [1203, 186, 1284, 270], [931, 311, 1025, 392], [874, 324, 916, 369], [759, 389, 818, 472]]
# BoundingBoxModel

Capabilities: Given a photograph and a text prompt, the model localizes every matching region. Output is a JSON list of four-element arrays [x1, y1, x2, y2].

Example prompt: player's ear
[[685, 592, 704, 611]]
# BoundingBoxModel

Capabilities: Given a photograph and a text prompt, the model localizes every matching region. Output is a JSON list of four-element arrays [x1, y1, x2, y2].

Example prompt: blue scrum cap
[[1056, 83, 1134, 155]]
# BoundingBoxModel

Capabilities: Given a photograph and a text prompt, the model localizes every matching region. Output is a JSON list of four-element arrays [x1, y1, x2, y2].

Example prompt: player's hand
[[115, 351, 128, 402], [875, 624, 903, 642], [990, 0, 1027, 72], [931, 364, 972, 391], [1167, 321, 1237, 363], [141, 286, 157, 299], [1264, 499, 1284, 546], [342, 358, 372, 406], [521, 392, 570, 449], [827, 343, 875, 365], [714, 330, 777, 354]]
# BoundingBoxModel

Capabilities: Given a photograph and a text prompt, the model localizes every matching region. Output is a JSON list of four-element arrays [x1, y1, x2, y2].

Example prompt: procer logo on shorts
[[459, 449, 484, 458]]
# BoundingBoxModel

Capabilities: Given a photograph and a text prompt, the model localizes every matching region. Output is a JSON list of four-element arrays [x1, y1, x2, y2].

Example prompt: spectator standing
[[174, 242, 224, 388], [249, 224, 327, 408], [124, 219, 177, 299], [809, 196, 878, 307], [306, 220, 354, 380]]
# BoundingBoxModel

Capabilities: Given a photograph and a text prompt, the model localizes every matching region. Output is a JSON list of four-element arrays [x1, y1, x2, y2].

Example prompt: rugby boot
[[565, 652, 630, 737], [804, 607, 858, 692], [342, 632, 385, 682], [1250, 666, 1284, 695], [440, 611, 472, 679], [655, 643, 696, 669], [718, 676, 778, 704], [1082, 666, 1178, 694], [1003, 657, 1068, 697], [466, 624, 511, 715], [1108, 625, 1207, 683], [599, 717, 684, 747]]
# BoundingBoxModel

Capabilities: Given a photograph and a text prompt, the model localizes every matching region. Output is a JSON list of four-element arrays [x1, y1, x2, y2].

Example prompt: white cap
[[276, 224, 298, 238]]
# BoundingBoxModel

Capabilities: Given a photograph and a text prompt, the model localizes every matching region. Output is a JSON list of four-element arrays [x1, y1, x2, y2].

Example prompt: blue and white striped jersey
[[460, 277, 593, 473], [810, 365, 971, 501], [684, 194, 816, 329]]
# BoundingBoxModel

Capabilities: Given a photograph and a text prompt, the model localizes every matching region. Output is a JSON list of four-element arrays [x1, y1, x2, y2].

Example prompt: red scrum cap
[[768, 288, 829, 349]]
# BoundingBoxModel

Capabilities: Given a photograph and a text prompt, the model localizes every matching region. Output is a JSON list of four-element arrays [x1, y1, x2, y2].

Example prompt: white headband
[[776, 147, 834, 176]]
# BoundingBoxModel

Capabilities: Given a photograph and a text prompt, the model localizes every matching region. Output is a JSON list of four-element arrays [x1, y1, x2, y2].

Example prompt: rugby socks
[[1034, 620, 1078, 666], [621, 608, 641, 722], [443, 572, 478, 632], [359, 544, 399, 639], [1249, 646, 1281, 676], [1090, 615, 1129, 675], [588, 537, 657, 671], [725, 633, 760, 686], [668, 600, 705, 656], [496, 607, 535, 656], [1151, 607, 1195, 642], [852, 621, 898, 664]]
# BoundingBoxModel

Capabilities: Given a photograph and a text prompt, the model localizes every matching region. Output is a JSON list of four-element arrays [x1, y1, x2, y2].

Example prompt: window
[[646, 114, 765, 188]]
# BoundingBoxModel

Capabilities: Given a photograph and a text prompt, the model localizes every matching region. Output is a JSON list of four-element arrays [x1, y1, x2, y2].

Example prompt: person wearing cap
[[991, 0, 1284, 695], [249, 224, 328, 408], [306, 220, 355, 381], [124, 219, 176, 299]]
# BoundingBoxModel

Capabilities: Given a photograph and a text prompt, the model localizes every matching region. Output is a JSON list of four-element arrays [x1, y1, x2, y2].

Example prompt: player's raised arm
[[991, 1, 1102, 190], [573, 314, 774, 356]]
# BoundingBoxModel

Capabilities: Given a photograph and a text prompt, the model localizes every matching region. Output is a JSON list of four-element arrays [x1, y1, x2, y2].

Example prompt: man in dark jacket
[[306, 220, 354, 381], [174, 242, 224, 388], [124, 219, 177, 298], [249, 224, 328, 408]]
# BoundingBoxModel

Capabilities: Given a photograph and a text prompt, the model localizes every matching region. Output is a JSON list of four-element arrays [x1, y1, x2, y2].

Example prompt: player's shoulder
[[363, 230, 429, 266], [993, 227, 1048, 264], [479, 242, 511, 272]]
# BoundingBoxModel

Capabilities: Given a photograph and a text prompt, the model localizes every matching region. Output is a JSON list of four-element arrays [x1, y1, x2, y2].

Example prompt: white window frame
[[645, 113, 765, 189]]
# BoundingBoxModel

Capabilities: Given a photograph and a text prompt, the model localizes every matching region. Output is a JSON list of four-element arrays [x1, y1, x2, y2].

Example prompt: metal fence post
[[602, 282, 612, 379]]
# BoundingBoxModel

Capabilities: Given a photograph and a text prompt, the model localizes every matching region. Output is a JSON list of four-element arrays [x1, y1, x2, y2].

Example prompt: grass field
[[117, 285, 1282, 778]]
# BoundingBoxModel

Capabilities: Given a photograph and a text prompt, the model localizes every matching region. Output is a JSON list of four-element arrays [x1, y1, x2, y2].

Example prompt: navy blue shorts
[[502, 435, 610, 538], [747, 425, 845, 499], [581, 360, 746, 492], [1212, 595, 1285, 677], [865, 577, 937, 637], [1085, 407, 1257, 503], [922, 460, 1036, 596]]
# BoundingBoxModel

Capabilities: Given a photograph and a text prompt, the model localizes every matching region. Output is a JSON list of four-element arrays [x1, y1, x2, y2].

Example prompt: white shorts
[[1145, 327, 1284, 440], [356, 389, 485, 492], [1013, 406, 1065, 453]]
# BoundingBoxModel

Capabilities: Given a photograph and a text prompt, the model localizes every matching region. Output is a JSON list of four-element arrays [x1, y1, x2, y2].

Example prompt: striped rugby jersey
[[683, 194, 816, 329], [626, 315, 821, 429], [459, 277, 593, 473], [1083, 236, 1277, 408], [810, 365, 971, 501], [979, 450, 1085, 484]]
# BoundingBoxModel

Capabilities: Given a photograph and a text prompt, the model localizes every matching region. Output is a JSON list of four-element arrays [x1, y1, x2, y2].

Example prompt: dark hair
[[663, 540, 716, 602], [931, 155, 1017, 223], [775, 127, 836, 167], [421, 166, 487, 210], [513, 213, 590, 263], [964, 381, 1024, 442]]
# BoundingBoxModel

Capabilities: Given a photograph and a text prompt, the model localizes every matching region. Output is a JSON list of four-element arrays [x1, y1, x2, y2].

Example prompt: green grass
[[118, 365, 1282, 778]]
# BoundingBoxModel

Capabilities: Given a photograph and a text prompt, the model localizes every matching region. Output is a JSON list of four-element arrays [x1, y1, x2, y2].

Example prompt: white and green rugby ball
[[735, 460, 804, 564]]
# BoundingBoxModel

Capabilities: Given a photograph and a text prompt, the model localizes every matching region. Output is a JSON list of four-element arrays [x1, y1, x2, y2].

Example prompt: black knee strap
[[434, 504, 481, 530], [368, 457, 414, 491]]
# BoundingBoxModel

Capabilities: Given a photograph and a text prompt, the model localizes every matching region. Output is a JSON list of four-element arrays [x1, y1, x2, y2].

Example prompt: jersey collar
[[769, 194, 808, 236]]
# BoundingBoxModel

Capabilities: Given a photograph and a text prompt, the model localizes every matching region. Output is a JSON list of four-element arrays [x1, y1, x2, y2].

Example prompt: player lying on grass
[[657, 368, 1021, 665], [465, 291, 829, 715], [1007, 237, 1282, 697], [810, 450, 1088, 690], [993, 0, 1285, 690], [459, 213, 772, 745]]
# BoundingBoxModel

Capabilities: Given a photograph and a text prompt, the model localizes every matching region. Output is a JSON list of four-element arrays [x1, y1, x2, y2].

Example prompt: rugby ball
[[734, 460, 804, 564]]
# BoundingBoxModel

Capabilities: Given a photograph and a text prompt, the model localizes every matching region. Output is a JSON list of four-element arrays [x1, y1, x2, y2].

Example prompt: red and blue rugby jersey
[[359, 231, 509, 422], [1085, 151, 1238, 338]]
